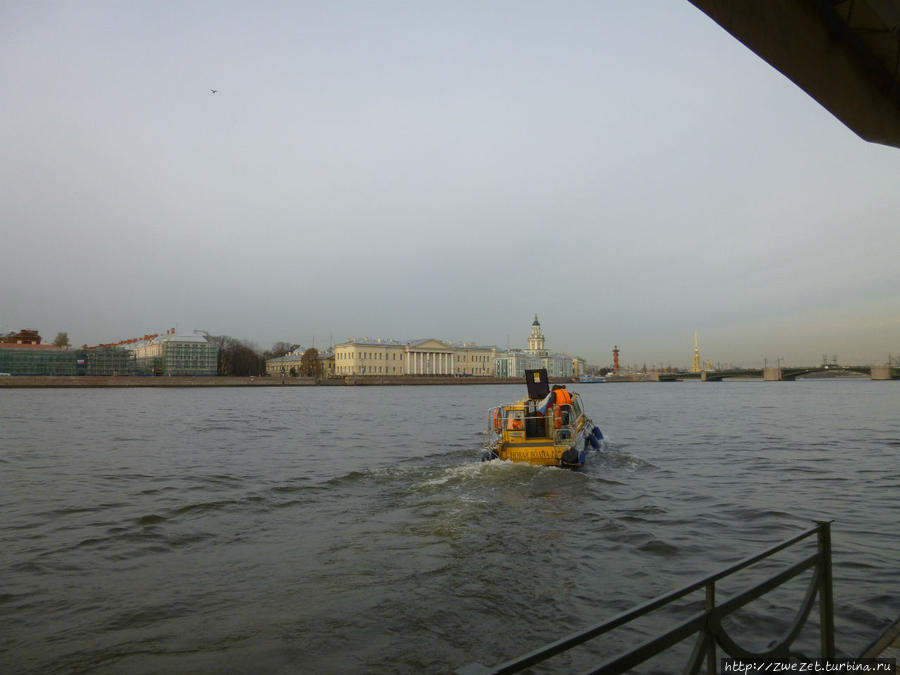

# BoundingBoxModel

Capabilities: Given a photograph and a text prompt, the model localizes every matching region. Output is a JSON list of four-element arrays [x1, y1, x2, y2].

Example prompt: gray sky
[[2, 1, 898, 368]]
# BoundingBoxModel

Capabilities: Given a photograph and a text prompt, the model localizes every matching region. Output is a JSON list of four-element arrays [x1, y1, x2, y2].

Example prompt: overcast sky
[[2, 1, 898, 368]]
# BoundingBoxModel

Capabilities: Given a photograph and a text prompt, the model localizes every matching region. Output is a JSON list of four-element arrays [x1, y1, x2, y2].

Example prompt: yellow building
[[571, 356, 585, 377], [334, 338, 407, 375], [321, 352, 335, 377], [333, 338, 497, 376], [449, 342, 496, 376], [266, 348, 334, 378]]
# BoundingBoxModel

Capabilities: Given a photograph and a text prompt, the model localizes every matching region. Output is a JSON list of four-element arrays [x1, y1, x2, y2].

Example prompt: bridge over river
[[657, 365, 897, 382]]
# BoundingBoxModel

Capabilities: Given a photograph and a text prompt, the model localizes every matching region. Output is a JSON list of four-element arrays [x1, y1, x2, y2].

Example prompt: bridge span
[[655, 366, 897, 382], [762, 365, 896, 381]]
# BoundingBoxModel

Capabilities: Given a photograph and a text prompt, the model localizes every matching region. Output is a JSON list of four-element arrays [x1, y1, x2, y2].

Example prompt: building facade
[[571, 356, 585, 378], [0, 343, 137, 376], [266, 348, 334, 378], [449, 343, 497, 376], [1, 329, 43, 345], [0, 344, 76, 375], [127, 331, 218, 376], [266, 349, 304, 377], [333, 338, 497, 376], [334, 338, 458, 376], [493, 315, 577, 379], [333, 318, 581, 379], [334, 338, 407, 376], [493, 350, 541, 378]]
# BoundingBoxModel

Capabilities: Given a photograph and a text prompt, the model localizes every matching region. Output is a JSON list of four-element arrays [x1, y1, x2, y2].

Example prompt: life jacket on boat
[[554, 388, 573, 406], [507, 416, 523, 430], [492, 408, 502, 432]]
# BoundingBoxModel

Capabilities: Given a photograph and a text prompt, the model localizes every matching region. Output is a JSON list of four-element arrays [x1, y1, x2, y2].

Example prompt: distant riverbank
[[0, 375, 537, 388]]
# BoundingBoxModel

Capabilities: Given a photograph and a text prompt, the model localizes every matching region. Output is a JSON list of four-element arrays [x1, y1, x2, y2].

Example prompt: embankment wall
[[0, 375, 531, 388]]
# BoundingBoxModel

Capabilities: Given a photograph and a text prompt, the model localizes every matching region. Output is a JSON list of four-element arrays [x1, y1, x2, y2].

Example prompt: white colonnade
[[406, 350, 455, 375]]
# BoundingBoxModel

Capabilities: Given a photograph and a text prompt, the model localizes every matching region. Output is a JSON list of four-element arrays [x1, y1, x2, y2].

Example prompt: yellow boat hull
[[496, 441, 566, 466], [486, 436, 586, 469]]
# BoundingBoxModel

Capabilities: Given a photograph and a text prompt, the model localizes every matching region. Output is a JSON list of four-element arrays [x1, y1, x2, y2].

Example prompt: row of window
[[336, 351, 401, 360], [336, 366, 404, 374], [334, 365, 494, 375], [336, 351, 492, 361]]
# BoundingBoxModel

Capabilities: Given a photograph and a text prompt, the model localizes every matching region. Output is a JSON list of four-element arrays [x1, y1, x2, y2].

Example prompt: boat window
[[572, 395, 583, 417]]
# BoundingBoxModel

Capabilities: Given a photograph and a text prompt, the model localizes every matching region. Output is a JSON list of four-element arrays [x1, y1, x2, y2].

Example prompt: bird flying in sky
[[210, 89, 218, 94]]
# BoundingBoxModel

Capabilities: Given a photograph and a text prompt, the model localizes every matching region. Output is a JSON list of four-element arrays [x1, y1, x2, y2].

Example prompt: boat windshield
[[571, 394, 583, 418]]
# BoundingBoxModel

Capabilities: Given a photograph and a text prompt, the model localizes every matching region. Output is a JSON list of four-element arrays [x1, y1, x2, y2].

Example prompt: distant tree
[[211, 335, 266, 376], [300, 348, 322, 377], [53, 332, 70, 348], [263, 341, 296, 360]]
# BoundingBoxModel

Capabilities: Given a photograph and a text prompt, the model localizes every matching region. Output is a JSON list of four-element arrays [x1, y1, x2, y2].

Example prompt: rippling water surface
[[1, 381, 897, 673]]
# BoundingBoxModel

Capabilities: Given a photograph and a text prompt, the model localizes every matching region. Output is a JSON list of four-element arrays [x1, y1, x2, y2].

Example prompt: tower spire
[[527, 315, 546, 355], [691, 330, 701, 373]]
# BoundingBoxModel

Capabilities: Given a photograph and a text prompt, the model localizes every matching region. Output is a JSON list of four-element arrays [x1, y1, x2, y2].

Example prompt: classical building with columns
[[332, 318, 581, 379], [333, 338, 497, 376]]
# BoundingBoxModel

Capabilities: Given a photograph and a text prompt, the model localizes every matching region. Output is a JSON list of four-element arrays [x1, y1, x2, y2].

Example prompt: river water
[[1, 380, 897, 673]]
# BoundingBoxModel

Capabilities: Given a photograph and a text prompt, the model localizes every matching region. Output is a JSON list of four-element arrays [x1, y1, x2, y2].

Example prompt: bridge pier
[[870, 365, 892, 380], [764, 367, 783, 381]]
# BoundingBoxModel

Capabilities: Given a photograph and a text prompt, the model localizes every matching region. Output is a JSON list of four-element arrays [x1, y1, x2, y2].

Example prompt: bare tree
[[211, 335, 266, 376]]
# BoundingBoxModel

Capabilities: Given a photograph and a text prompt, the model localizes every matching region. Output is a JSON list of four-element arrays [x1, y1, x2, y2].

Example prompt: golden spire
[[691, 330, 701, 373]]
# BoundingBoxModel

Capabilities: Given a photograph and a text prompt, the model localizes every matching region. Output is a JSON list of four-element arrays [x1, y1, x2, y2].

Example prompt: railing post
[[816, 521, 836, 658], [705, 582, 717, 674]]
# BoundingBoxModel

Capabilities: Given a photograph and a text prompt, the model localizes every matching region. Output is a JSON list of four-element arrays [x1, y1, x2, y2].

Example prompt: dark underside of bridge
[[688, 0, 900, 149]]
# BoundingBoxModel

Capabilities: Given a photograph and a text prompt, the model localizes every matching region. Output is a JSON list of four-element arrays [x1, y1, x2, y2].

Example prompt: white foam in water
[[419, 457, 532, 487]]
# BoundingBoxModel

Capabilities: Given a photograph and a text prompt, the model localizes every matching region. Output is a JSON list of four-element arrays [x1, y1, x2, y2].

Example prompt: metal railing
[[458, 522, 835, 674], [483, 403, 579, 445]]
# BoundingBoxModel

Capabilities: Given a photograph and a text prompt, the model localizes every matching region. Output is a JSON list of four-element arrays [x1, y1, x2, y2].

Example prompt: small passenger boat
[[579, 374, 605, 383], [482, 369, 603, 469]]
